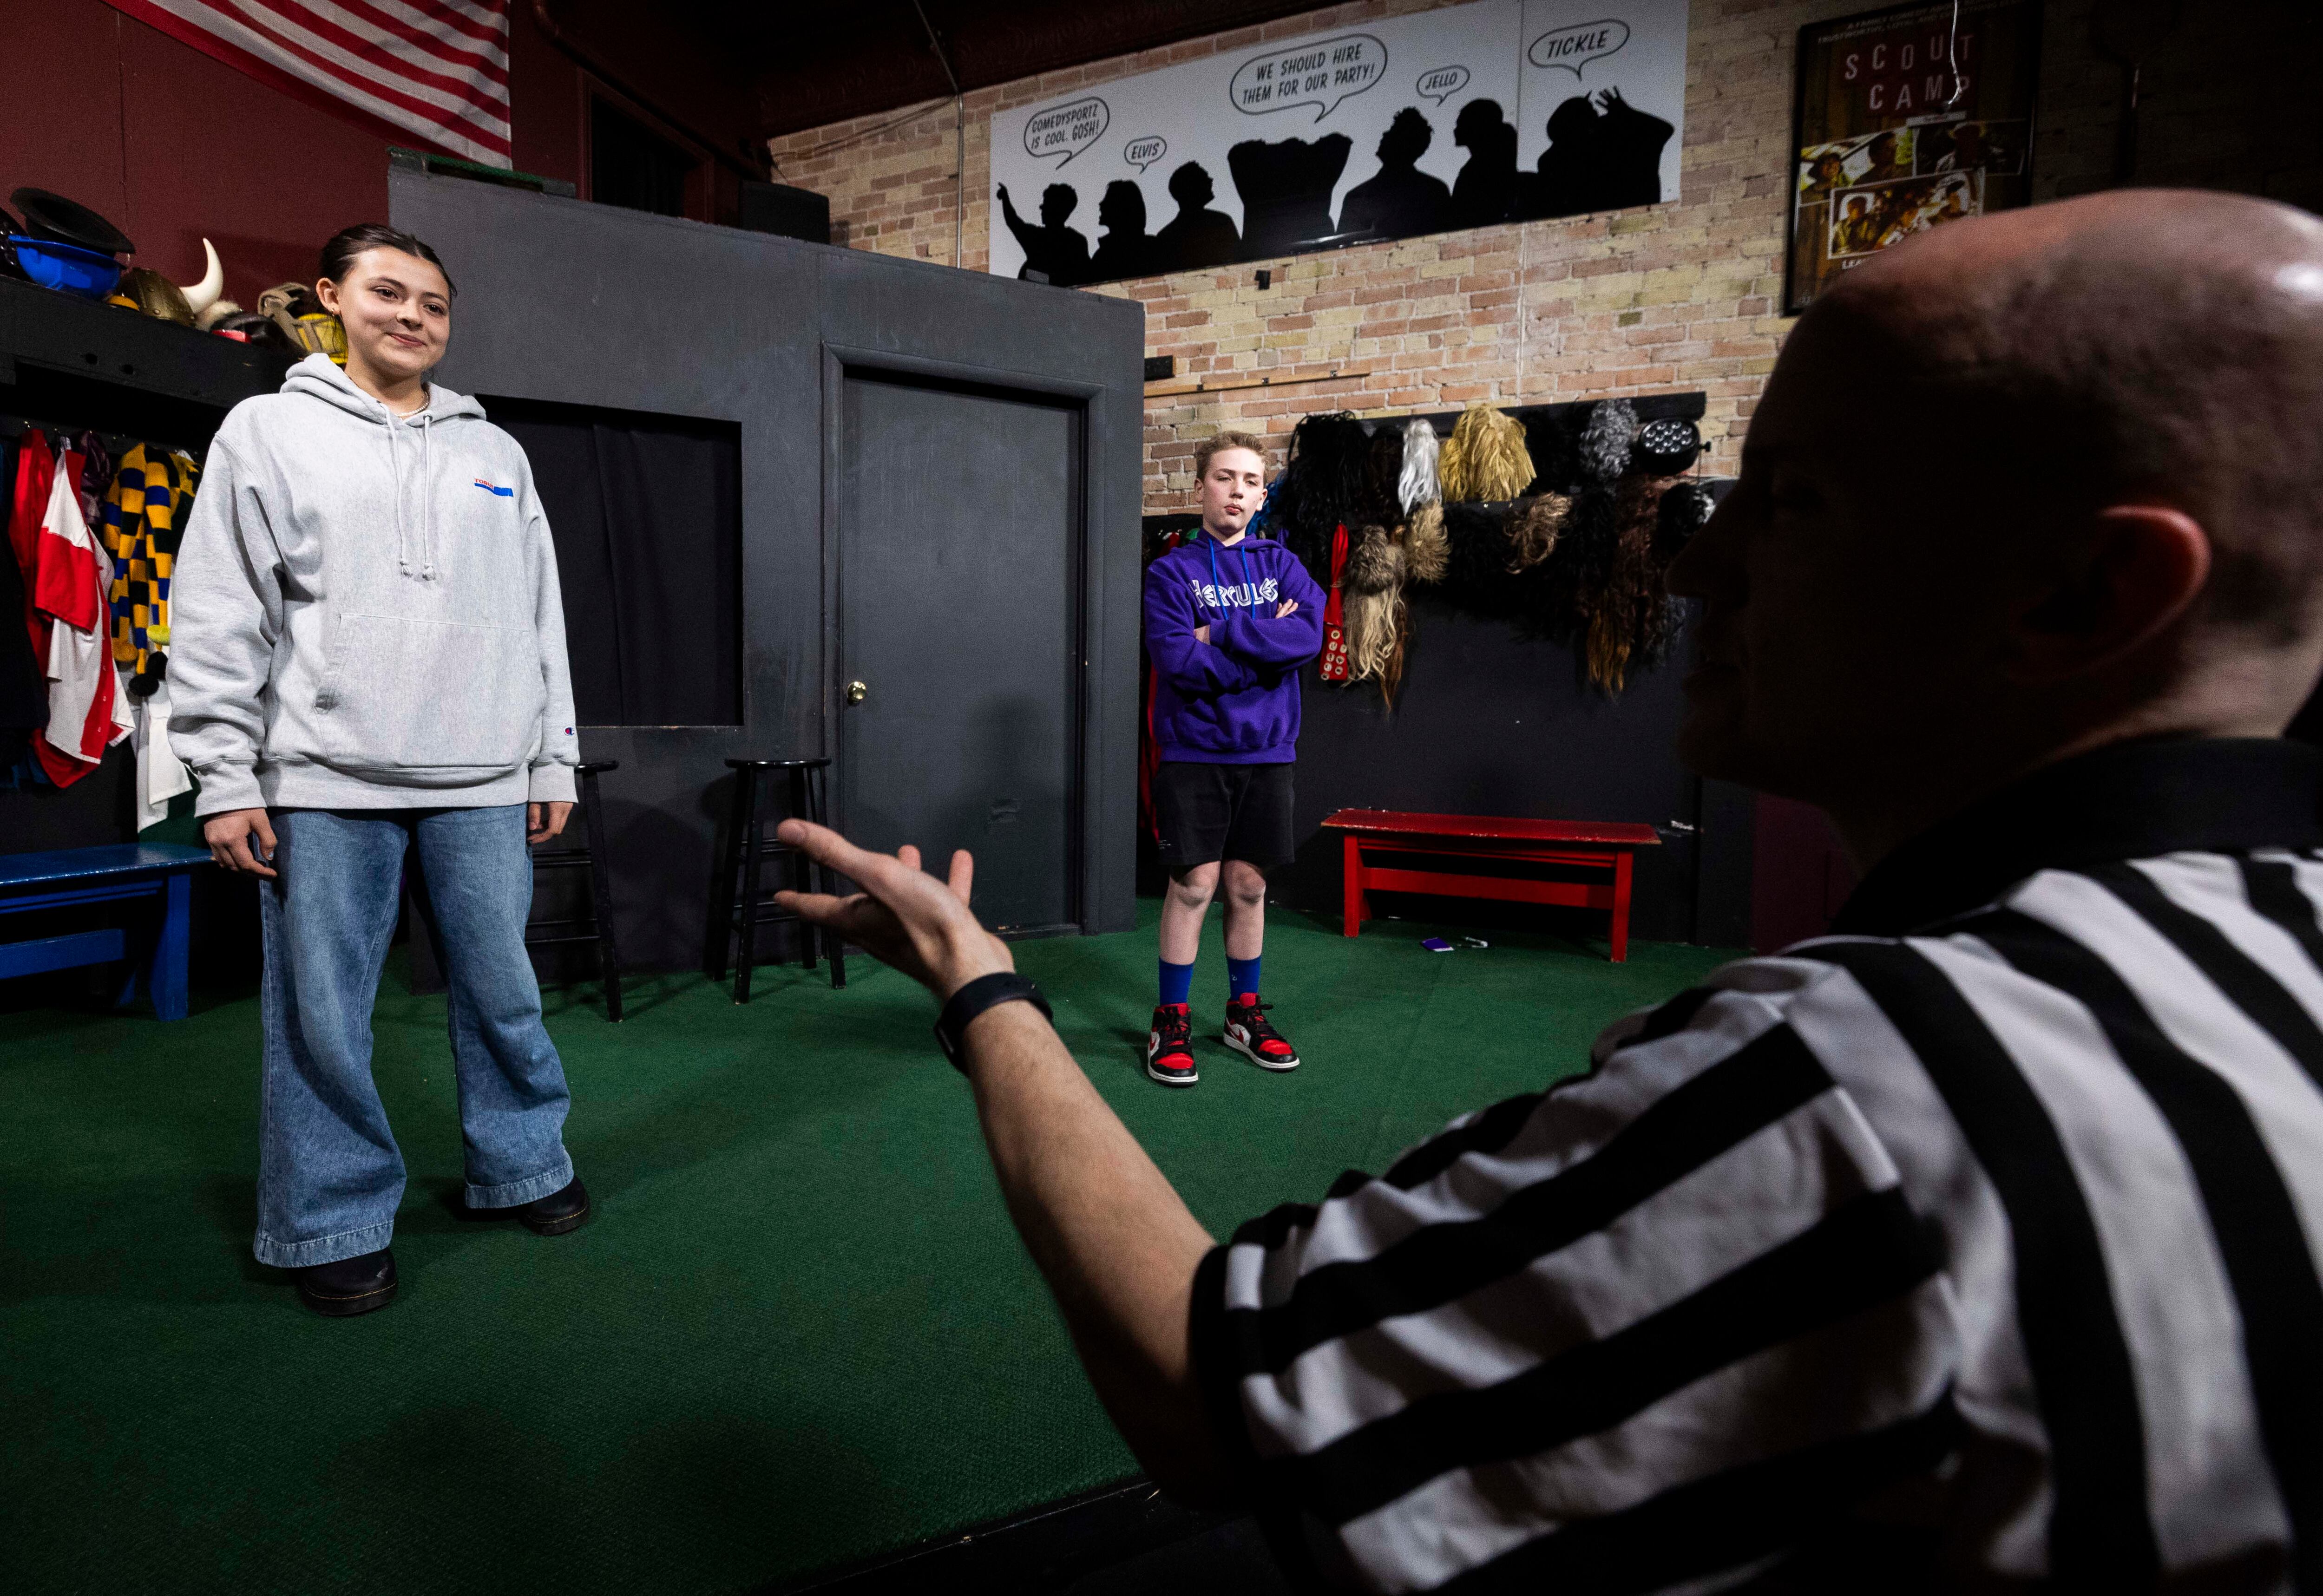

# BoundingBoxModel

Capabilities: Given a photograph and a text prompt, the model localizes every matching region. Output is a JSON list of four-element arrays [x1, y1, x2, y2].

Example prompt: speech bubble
[[1023, 96, 1110, 166], [1527, 19, 1631, 78], [1123, 135, 1168, 173], [1414, 64, 1471, 106], [1229, 32, 1388, 123]]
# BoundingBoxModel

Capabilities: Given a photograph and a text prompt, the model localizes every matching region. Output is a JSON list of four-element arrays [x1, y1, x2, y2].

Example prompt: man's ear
[[2011, 505, 2211, 679]]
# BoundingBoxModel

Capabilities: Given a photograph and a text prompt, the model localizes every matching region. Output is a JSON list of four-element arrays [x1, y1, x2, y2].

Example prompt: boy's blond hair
[[1193, 430, 1266, 481]]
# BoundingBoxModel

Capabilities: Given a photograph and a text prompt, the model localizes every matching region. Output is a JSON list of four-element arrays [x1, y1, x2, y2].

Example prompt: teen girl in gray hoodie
[[171, 225, 587, 1317]]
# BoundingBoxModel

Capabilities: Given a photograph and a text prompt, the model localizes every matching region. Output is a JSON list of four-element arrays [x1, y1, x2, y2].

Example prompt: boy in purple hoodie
[[1142, 431, 1326, 1086]]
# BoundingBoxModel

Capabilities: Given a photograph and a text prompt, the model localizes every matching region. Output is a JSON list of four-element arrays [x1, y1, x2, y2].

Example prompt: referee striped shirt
[[1189, 737, 2323, 1593]]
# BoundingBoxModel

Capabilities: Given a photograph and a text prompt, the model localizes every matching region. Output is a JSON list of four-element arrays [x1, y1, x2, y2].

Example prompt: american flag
[[107, 1, 512, 168]]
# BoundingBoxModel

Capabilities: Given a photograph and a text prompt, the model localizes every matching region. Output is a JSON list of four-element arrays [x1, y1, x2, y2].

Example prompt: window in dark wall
[[481, 396, 742, 727], [590, 98, 696, 218]]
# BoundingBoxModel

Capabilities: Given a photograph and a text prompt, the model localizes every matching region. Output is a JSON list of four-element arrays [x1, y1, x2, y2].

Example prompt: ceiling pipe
[[912, 0, 966, 268], [529, 0, 768, 181]]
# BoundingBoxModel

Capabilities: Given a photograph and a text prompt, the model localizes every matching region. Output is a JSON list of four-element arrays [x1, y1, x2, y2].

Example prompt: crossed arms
[[1142, 554, 1326, 696]]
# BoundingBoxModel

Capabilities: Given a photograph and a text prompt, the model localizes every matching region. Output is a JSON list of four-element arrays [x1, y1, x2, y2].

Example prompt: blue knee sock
[[1227, 955, 1262, 1003], [1158, 959, 1194, 1008]]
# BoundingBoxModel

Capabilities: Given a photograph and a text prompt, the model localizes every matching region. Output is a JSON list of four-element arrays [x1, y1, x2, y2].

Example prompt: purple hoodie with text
[[1144, 532, 1328, 763]]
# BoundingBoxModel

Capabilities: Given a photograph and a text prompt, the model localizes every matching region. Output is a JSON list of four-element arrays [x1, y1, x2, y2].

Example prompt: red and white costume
[[8, 435, 129, 784]]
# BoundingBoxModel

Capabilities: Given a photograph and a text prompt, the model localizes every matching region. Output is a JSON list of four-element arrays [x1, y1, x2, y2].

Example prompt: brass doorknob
[[845, 680, 868, 706]]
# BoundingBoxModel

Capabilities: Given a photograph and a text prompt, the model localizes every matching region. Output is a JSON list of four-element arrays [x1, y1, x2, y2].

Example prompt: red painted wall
[[0, 0, 757, 309]]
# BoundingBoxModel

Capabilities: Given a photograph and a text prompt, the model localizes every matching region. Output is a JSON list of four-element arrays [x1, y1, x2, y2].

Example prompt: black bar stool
[[524, 761, 625, 1021], [714, 757, 845, 1000]]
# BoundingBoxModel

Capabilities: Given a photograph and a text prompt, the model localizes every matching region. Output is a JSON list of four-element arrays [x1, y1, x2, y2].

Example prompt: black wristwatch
[[933, 971, 1053, 1071]]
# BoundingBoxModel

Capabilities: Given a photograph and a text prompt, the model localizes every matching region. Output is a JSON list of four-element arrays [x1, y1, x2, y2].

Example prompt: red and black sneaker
[[1223, 994, 1300, 1071], [1147, 1003, 1198, 1087]]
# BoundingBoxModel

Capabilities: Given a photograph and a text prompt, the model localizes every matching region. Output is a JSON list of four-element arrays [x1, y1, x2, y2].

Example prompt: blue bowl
[[10, 235, 123, 298]]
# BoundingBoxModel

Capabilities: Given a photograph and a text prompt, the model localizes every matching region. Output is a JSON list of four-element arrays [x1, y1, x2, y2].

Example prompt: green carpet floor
[[0, 903, 1735, 1595]]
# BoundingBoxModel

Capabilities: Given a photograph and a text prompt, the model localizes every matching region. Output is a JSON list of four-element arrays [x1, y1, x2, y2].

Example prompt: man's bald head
[[1668, 190, 2323, 864], [1818, 189, 2323, 641]]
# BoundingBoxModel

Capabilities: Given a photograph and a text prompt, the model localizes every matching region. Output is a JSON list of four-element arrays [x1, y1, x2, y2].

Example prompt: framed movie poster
[[1785, 0, 2042, 314]]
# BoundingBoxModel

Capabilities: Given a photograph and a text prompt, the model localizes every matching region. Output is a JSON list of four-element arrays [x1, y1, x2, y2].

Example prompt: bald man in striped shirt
[[777, 189, 2323, 1593]]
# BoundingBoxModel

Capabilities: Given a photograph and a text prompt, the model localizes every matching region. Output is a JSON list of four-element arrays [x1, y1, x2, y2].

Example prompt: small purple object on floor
[[1421, 937, 1454, 953]]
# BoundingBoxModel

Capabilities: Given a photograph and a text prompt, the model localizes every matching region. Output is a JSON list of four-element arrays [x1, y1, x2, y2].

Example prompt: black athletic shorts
[[1152, 761, 1296, 872]]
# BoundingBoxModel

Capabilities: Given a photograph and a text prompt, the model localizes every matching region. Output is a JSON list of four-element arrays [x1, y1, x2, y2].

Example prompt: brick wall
[[768, 0, 2306, 513]]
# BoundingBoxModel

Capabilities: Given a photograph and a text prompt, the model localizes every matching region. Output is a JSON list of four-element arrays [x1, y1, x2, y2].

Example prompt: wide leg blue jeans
[[253, 806, 574, 1268]]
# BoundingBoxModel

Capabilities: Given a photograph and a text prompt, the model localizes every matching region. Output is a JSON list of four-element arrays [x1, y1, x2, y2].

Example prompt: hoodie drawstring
[[387, 405, 437, 581], [417, 411, 435, 580], [283, 357, 463, 584], [1203, 536, 1259, 619], [388, 411, 407, 576]]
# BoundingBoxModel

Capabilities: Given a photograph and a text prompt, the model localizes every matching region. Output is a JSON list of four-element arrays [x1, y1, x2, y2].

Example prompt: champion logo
[[473, 478, 514, 497]]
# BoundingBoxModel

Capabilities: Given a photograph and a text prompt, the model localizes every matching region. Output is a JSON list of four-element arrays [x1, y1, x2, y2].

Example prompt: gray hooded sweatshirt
[[170, 353, 579, 814]]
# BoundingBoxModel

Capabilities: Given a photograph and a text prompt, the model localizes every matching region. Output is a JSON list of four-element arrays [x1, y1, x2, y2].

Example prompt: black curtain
[[483, 396, 741, 727], [591, 99, 695, 218]]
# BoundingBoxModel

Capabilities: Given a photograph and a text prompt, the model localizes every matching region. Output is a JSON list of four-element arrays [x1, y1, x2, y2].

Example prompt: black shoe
[[512, 1177, 591, 1236], [1146, 1003, 1198, 1087], [1223, 994, 1300, 1070], [295, 1248, 398, 1317]]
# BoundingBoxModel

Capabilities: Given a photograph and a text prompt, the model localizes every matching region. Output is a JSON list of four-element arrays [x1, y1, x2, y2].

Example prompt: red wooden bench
[[1320, 810, 1663, 962]]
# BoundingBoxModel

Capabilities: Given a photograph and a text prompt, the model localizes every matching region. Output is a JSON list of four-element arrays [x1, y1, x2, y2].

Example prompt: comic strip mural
[[987, 0, 1689, 285]]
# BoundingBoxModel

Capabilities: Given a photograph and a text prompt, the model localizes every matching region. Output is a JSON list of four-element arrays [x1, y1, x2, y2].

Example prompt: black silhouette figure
[[1338, 107, 1452, 242], [997, 181, 1091, 285], [1516, 87, 1673, 221], [1153, 162, 1242, 274], [1591, 87, 1674, 210], [1450, 98, 1519, 229], [1518, 94, 1601, 220], [1228, 133, 1353, 259], [1089, 180, 1160, 282]]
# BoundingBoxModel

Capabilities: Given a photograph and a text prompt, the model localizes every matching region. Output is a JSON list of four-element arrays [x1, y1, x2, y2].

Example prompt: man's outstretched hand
[[774, 817, 1228, 1503], [772, 820, 1014, 1000]]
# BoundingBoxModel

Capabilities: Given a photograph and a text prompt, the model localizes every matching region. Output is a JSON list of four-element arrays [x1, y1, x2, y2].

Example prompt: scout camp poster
[[1786, 0, 2043, 314]]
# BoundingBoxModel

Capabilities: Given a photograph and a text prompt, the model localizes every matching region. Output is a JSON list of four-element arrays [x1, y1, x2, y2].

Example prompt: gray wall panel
[[817, 253, 1144, 934], [391, 171, 1143, 970]]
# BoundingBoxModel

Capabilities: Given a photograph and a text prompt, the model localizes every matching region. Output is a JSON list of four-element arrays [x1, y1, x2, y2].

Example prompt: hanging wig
[[1543, 398, 1640, 651], [1506, 491, 1572, 571], [1402, 501, 1448, 584], [1274, 411, 1372, 581], [1581, 473, 1680, 695], [1521, 409, 1581, 495], [1348, 586, 1411, 706], [1579, 398, 1639, 488], [1361, 427, 1406, 525], [1442, 500, 1529, 619], [1342, 522, 1403, 595], [1438, 402, 1536, 504], [1341, 525, 1410, 706], [1397, 418, 1441, 512], [1654, 478, 1717, 560]]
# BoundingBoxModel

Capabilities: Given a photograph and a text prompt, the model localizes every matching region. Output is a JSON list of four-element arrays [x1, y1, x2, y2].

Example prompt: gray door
[[836, 374, 1083, 934]]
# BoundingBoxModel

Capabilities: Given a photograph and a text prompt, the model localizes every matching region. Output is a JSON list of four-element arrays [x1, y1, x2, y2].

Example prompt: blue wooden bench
[[0, 844, 212, 1020]]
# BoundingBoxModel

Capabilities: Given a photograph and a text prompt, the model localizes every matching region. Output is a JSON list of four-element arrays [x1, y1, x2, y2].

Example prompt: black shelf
[[0, 275, 293, 447]]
